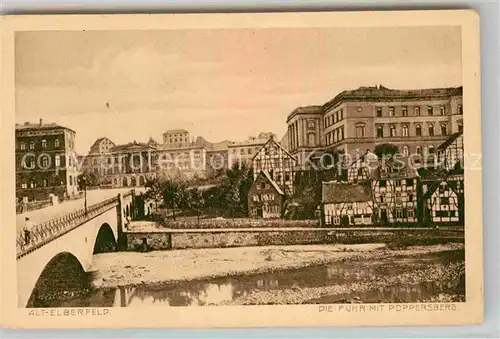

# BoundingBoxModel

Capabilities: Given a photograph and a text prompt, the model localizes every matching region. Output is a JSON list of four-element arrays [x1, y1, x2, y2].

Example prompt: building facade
[[286, 85, 463, 169], [252, 137, 295, 195], [16, 120, 79, 201], [248, 170, 284, 219], [162, 129, 190, 149], [227, 134, 276, 168], [322, 181, 373, 226], [371, 157, 420, 225]]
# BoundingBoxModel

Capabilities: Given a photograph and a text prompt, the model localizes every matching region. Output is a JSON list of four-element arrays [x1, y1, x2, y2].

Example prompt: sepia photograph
[[1, 10, 482, 328]]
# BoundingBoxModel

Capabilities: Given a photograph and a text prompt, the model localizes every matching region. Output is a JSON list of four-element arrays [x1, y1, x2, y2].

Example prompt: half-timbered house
[[322, 181, 373, 226], [371, 156, 420, 225], [346, 150, 379, 183], [252, 136, 295, 195], [248, 170, 285, 219], [422, 178, 463, 224], [437, 131, 464, 171]]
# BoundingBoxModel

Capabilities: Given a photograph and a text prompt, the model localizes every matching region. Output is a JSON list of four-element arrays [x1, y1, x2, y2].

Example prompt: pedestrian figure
[[23, 217, 32, 246]]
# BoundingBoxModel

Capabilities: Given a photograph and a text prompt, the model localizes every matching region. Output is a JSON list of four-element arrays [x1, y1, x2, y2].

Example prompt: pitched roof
[[258, 170, 284, 196], [252, 137, 296, 161], [286, 105, 324, 121], [163, 129, 189, 134], [437, 131, 463, 151], [322, 181, 372, 204]]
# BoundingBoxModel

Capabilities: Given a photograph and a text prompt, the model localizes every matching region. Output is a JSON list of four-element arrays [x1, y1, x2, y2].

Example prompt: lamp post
[[82, 175, 88, 215]]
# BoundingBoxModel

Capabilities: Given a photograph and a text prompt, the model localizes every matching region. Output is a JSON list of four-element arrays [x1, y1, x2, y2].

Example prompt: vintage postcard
[[1, 10, 482, 329]]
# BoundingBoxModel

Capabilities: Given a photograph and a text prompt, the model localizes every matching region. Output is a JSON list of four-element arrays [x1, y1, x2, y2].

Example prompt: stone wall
[[124, 228, 464, 251], [126, 232, 171, 251]]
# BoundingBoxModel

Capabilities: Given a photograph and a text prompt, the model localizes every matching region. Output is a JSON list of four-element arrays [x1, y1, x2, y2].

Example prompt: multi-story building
[[162, 129, 190, 149], [227, 134, 276, 168], [286, 85, 463, 169], [16, 120, 79, 201], [155, 144, 207, 179], [89, 137, 115, 154], [371, 156, 420, 225], [252, 137, 295, 195], [82, 141, 157, 188], [248, 170, 284, 218], [436, 131, 464, 171], [285, 106, 325, 169]]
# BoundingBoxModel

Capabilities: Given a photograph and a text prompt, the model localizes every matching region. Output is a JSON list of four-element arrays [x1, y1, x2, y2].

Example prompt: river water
[[34, 250, 464, 307]]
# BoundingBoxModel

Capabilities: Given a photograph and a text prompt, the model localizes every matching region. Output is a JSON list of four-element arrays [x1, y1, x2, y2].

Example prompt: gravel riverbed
[[93, 243, 464, 289]]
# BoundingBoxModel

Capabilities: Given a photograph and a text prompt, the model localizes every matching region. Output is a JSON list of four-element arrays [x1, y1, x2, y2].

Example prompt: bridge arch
[[27, 252, 88, 308], [93, 223, 117, 254]]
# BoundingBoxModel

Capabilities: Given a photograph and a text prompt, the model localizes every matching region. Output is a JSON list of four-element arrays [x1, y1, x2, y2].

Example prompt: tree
[[144, 177, 163, 209], [162, 179, 188, 221], [218, 163, 253, 217], [77, 171, 100, 189], [374, 143, 399, 158], [183, 188, 206, 223]]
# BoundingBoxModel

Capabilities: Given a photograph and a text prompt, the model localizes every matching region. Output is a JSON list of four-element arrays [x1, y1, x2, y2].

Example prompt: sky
[[15, 26, 462, 154]]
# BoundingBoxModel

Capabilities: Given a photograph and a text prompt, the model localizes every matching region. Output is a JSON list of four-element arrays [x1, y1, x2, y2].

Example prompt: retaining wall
[[124, 227, 464, 251]]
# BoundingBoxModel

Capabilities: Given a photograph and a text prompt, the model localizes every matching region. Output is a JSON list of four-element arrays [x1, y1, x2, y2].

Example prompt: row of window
[[378, 192, 415, 204], [325, 127, 345, 146], [19, 138, 61, 150], [22, 154, 68, 169], [324, 109, 344, 128], [231, 146, 262, 155], [375, 104, 463, 117], [252, 193, 276, 202], [379, 178, 415, 187], [19, 175, 75, 188], [375, 123, 450, 138]]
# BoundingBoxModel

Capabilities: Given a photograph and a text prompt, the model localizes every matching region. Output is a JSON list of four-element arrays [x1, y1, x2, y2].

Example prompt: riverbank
[[93, 243, 464, 289]]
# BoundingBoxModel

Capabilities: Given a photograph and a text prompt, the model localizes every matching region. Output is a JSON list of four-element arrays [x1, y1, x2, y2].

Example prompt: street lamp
[[82, 175, 88, 215]]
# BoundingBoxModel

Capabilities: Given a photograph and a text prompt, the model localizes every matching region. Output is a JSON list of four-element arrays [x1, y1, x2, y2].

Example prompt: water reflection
[[40, 251, 464, 307]]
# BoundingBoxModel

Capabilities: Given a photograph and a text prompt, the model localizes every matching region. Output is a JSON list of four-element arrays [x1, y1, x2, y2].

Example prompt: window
[[427, 106, 433, 116], [402, 107, 408, 117], [20, 142, 26, 150], [253, 194, 259, 202], [441, 197, 450, 205], [376, 107, 382, 117], [41, 155, 49, 168], [458, 104, 463, 114], [380, 193, 385, 203], [402, 124, 409, 137], [356, 125, 365, 138], [23, 157, 34, 169], [21, 183, 28, 189], [440, 106, 446, 115], [395, 179, 402, 186], [43, 179, 48, 187], [441, 124, 447, 135], [336, 129, 340, 141], [406, 178, 414, 186], [324, 117, 328, 127], [416, 146, 422, 155], [428, 145, 435, 154], [285, 174, 290, 181], [407, 209, 415, 218], [396, 209, 403, 218], [408, 193, 414, 202], [379, 180, 386, 187], [308, 121, 315, 128], [69, 176, 73, 185], [358, 168, 364, 176], [415, 124, 422, 136], [376, 125, 384, 138], [247, 148, 252, 154], [55, 155, 61, 167], [339, 109, 343, 120], [402, 146, 409, 157], [415, 107, 420, 116], [389, 107, 395, 117], [395, 192, 402, 203], [389, 125, 396, 137], [458, 124, 463, 132], [41, 139, 47, 148], [308, 133, 315, 146], [428, 124, 434, 136], [54, 139, 60, 148], [240, 149, 245, 154], [29, 141, 35, 150]]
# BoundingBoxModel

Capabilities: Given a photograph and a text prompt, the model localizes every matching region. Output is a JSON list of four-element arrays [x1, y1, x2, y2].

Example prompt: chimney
[[39, 118, 43, 126]]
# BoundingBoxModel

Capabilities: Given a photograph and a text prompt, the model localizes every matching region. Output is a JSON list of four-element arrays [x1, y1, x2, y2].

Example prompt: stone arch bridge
[[16, 190, 138, 307]]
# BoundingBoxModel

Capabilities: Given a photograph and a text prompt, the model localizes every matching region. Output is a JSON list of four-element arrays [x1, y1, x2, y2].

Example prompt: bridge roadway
[[17, 190, 137, 307], [16, 188, 144, 233]]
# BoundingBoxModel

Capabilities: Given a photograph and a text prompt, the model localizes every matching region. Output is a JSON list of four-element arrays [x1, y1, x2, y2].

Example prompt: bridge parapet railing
[[16, 195, 121, 258]]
